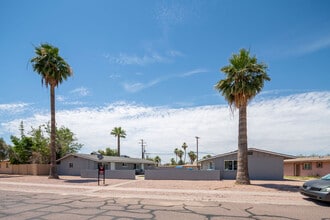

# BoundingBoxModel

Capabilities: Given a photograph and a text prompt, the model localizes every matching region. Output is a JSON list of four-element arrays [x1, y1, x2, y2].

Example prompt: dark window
[[69, 163, 73, 168], [303, 163, 312, 170], [209, 162, 214, 169], [224, 160, 237, 171], [316, 162, 323, 168]]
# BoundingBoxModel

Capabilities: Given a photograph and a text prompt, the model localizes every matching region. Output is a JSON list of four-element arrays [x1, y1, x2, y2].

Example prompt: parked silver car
[[300, 174, 330, 202]]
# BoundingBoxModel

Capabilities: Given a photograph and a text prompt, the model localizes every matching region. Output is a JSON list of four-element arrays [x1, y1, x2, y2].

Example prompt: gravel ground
[[0, 174, 304, 192], [0, 174, 313, 205]]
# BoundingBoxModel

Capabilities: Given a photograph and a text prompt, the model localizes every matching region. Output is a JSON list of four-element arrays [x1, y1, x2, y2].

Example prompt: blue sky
[[1, 0, 330, 162]]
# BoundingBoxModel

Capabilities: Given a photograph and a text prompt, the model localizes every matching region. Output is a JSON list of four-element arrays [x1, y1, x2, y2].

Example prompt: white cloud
[[106, 53, 169, 66], [295, 35, 330, 56], [267, 34, 330, 59], [1, 92, 329, 162], [123, 79, 161, 93], [155, 3, 185, 26], [56, 95, 66, 102], [0, 103, 30, 113], [167, 50, 184, 57], [104, 49, 185, 66], [122, 68, 208, 93], [180, 68, 209, 77], [70, 87, 90, 97]]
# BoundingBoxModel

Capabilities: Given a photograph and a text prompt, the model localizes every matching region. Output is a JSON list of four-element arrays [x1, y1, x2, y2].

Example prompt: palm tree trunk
[[49, 85, 59, 179], [184, 150, 186, 164], [117, 136, 120, 156], [236, 103, 250, 184]]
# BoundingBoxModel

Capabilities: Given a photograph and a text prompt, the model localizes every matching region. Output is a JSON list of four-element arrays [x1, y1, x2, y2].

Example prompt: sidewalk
[[0, 174, 308, 206]]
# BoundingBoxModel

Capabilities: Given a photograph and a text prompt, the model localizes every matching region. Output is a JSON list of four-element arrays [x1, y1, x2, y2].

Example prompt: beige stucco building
[[284, 156, 330, 177]]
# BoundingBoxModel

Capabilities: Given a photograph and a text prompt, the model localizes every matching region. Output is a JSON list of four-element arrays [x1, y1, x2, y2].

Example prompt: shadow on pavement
[[252, 183, 300, 192], [302, 198, 330, 207], [63, 179, 97, 184]]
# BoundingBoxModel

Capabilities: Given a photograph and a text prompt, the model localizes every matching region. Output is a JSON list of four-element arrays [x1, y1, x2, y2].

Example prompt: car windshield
[[321, 174, 330, 180]]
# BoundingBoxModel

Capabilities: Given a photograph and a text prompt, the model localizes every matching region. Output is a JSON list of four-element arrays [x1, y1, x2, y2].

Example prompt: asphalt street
[[0, 176, 330, 220], [0, 190, 329, 220]]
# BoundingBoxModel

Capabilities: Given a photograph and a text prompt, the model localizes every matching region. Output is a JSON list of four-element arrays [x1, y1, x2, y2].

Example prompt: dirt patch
[[0, 174, 304, 192]]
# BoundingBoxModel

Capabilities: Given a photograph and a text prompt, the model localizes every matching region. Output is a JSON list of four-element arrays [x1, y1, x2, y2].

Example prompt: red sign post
[[98, 165, 105, 185]]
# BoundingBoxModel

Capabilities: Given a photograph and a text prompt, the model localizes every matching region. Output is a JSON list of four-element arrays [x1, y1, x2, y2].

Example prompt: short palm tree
[[188, 151, 197, 164], [182, 142, 188, 164], [110, 127, 126, 156], [177, 149, 184, 165], [215, 49, 270, 185], [31, 43, 72, 179], [154, 156, 161, 167]]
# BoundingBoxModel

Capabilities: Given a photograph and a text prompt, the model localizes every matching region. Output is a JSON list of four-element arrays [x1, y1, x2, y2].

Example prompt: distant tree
[[55, 126, 83, 159], [215, 48, 270, 185], [10, 135, 33, 164], [188, 151, 197, 164], [177, 149, 184, 165], [0, 138, 9, 161], [170, 158, 176, 165], [202, 154, 212, 159], [110, 127, 126, 156], [154, 156, 161, 167], [182, 142, 188, 164], [31, 43, 73, 179], [98, 147, 117, 156], [29, 125, 50, 164], [174, 148, 179, 163], [35, 123, 82, 160], [9, 122, 82, 164]]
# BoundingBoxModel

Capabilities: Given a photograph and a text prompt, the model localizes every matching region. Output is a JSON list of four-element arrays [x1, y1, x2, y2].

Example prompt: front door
[[294, 163, 300, 176]]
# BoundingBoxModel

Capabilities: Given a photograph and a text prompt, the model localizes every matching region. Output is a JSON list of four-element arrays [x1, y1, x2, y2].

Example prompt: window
[[122, 163, 128, 167], [209, 162, 214, 169], [69, 163, 73, 168], [224, 160, 237, 171], [6, 163, 9, 168], [316, 162, 323, 168], [303, 163, 312, 170]]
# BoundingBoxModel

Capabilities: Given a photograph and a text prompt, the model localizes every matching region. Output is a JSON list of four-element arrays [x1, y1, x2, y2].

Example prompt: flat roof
[[284, 156, 330, 163]]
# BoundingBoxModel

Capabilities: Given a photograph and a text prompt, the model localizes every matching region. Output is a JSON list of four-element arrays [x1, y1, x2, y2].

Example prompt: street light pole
[[195, 136, 200, 169]]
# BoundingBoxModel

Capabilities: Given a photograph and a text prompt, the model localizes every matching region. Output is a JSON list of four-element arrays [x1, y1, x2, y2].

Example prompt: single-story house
[[284, 156, 330, 177], [199, 148, 295, 180], [57, 153, 155, 176]]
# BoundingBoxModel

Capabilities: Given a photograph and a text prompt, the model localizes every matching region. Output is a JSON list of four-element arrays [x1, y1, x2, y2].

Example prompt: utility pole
[[139, 139, 146, 159], [195, 136, 200, 169]]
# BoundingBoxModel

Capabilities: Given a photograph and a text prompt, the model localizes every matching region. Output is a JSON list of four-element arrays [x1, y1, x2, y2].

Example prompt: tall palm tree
[[174, 148, 179, 163], [215, 49, 270, 185], [182, 142, 188, 164], [31, 43, 72, 179], [110, 127, 126, 156]]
